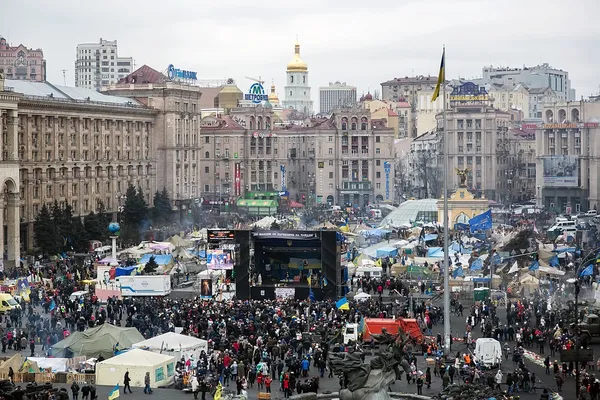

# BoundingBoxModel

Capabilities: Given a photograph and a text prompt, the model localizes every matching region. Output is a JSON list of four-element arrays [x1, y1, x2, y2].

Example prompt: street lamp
[[115, 192, 126, 222], [567, 277, 582, 398]]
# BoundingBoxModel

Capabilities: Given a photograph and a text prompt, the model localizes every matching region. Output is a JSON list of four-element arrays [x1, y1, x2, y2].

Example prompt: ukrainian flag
[[108, 384, 120, 400], [375, 259, 382, 268], [336, 297, 350, 311], [431, 48, 445, 101], [214, 382, 223, 400]]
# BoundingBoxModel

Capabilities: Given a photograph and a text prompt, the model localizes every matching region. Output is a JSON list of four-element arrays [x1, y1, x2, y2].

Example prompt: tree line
[[34, 184, 172, 257]]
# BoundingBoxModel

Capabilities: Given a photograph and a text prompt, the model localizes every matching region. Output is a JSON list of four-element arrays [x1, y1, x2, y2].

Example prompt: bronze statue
[[329, 328, 412, 400], [455, 167, 470, 187]]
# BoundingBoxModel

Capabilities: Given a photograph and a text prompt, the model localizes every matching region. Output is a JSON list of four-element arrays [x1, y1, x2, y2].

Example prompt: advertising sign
[[244, 83, 268, 103], [167, 64, 197, 81], [207, 249, 234, 270], [280, 164, 286, 191], [383, 161, 391, 200], [234, 163, 241, 196], [449, 82, 488, 102], [200, 279, 213, 298], [543, 155, 578, 187]]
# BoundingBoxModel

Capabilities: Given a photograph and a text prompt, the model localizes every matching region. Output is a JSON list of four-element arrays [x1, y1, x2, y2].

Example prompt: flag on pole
[[214, 382, 223, 400], [580, 264, 594, 277], [431, 48, 445, 101], [529, 261, 539, 271], [336, 297, 349, 311], [49, 299, 56, 312], [108, 384, 120, 400]]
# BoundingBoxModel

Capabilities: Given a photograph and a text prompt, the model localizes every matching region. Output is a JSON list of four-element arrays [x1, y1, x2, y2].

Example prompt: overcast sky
[[3, 0, 599, 106]]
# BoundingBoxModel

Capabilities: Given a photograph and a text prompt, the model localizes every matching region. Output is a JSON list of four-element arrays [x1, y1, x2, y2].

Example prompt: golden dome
[[286, 41, 308, 72], [268, 82, 280, 103]]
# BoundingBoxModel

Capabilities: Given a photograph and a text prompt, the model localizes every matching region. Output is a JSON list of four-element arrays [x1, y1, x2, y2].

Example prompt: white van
[[355, 266, 383, 278], [548, 220, 576, 232], [474, 338, 502, 369]]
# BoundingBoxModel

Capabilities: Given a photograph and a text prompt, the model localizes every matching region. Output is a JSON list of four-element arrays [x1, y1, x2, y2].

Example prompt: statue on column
[[0, 71, 4, 91], [455, 167, 470, 187]]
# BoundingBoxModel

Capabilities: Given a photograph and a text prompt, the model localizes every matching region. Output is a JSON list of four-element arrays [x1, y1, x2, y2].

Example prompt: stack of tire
[[23, 382, 69, 400]]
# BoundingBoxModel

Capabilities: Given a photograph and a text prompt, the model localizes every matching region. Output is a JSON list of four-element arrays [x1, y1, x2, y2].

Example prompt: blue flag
[[580, 264, 594, 277], [529, 261, 539, 271], [491, 254, 502, 266], [452, 266, 464, 278], [49, 299, 56, 311], [549, 255, 559, 267], [469, 210, 492, 233]]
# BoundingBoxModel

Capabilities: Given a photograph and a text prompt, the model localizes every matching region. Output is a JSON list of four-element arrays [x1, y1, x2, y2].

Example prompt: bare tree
[[411, 150, 441, 198]]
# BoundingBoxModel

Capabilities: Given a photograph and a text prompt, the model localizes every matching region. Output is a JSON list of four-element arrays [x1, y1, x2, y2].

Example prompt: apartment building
[[0, 76, 156, 253], [535, 100, 600, 213], [75, 38, 134, 91], [319, 82, 357, 114], [0, 36, 46, 82]]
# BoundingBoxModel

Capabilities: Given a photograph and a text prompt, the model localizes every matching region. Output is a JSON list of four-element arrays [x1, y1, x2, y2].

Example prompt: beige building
[[535, 100, 600, 212], [0, 36, 46, 82], [103, 65, 203, 210], [0, 76, 156, 254], [436, 82, 512, 201], [198, 105, 395, 207], [487, 84, 529, 120]]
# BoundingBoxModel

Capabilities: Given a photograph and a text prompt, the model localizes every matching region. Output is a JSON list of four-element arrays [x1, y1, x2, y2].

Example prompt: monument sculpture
[[329, 328, 412, 400], [455, 167, 470, 187]]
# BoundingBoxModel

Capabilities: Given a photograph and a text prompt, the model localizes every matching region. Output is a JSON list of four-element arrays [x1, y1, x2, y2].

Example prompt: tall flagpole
[[442, 45, 451, 356]]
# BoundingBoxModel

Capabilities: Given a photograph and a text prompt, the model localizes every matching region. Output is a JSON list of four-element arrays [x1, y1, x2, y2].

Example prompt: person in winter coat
[[81, 383, 90, 400], [191, 376, 199, 400], [144, 372, 153, 394], [416, 375, 423, 395], [495, 370, 503, 390], [442, 372, 450, 389], [70, 381, 80, 400], [425, 367, 432, 389], [123, 371, 133, 394]]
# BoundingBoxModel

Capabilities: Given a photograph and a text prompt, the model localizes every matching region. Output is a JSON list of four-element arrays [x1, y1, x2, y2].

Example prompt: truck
[[578, 313, 600, 341], [116, 275, 172, 296], [474, 338, 502, 369], [342, 318, 423, 344]]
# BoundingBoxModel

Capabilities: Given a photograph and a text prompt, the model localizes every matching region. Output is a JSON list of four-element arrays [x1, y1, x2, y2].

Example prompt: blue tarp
[[423, 234, 438, 242], [376, 247, 398, 258], [139, 254, 173, 265], [553, 247, 576, 253], [581, 264, 594, 277], [115, 266, 137, 277], [363, 228, 391, 237], [470, 258, 484, 270], [427, 247, 444, 257], [450, 242, 472, 254], [452, 266, 464, 278]]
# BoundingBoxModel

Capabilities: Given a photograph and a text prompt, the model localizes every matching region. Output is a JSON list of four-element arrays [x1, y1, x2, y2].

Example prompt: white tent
[[95, 348, 175, 388], [354, 292, 371, 302], [132, 332, 208, 360]]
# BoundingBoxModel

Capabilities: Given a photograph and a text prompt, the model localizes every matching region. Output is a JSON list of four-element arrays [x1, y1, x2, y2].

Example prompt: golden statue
[[455, 167, 470, 187]]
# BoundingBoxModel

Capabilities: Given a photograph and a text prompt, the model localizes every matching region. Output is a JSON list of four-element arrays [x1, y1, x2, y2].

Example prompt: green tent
[[49, 323, 145, 359]]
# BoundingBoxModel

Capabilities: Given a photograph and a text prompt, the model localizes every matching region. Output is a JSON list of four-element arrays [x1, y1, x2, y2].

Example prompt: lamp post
[[567, 276, 582, 397], [115, 192, 126, 223]]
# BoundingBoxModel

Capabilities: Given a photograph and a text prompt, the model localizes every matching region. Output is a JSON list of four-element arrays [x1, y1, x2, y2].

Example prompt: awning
[[289, 200, 304, 208], [236, 199, 278, 207]]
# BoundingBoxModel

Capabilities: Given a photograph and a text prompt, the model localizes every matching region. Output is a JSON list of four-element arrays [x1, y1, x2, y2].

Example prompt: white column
[[6, 193, 19, 268]]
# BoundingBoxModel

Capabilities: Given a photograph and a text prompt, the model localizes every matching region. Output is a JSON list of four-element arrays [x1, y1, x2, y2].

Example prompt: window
[[376, 172, 381, 178], [329, 172, 333, 179], [376, 183, 381, 189], [376, 160, 381, 166], [205, 151, 210, 158], [328, 160, 334, 166], [375, 136, 380, 143], [205, 166, 209, 173], [205, 136, 209, 143], [375, 148, 381, 154], [328, 148, 333, 154], [204, 184, 210, 192], [290, 76, 293, 83]]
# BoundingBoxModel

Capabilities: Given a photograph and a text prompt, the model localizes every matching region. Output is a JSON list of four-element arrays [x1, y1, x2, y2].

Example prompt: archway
[[326, 195, 334, 205], [455, 213, 469, 224], [375, 194, 384, 202]]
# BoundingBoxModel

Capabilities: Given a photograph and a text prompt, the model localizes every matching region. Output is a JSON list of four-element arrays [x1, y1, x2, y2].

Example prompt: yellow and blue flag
[[431, 48, 445, 101], [108, 384, 120, 400], [336, 297, 349, 311], [214, 382, 223, 400]]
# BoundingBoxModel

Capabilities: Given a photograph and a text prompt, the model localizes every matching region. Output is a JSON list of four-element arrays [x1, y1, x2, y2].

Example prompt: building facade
[[408, 131, 439, 198], [1, 76, 156, 253], [481, 64, 574, 101], [75, 38, 134, 91], [319, 82, 357, 114], [103, 68, 203, 210], [527, 87, 558, 120], [535, 100, 600, 213], [283, 41, 313, 115], [0, 36, 46, 82], [436, 82, 512, 202]]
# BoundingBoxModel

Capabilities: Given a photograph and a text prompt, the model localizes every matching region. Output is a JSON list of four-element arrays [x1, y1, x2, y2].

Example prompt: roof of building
[[413, 130, 437, 142], [287, 41, 308, 72], [6, 79, 141, 106], [379, 199, 439, 228], [387, 108, 398, 117], [381, 75, 437, 86], [509, 127, 535, 138], [527, 87, 551, 95], [117, 65, 166, 84], [396, 101, 411, 108]]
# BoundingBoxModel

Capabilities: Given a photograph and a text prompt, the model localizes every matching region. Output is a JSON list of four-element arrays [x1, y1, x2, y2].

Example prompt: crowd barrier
[[0, 372, 96, 384]]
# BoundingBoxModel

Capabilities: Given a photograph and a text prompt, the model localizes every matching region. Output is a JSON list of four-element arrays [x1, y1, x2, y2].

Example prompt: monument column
[[7, 110, 18, 161], [6, 193, 19, 268]]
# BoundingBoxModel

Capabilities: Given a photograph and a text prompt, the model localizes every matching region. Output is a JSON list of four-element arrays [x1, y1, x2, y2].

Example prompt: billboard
[[206, 249, 234, 270], [543, 156, 578, 187], [200, 279, 212, 298]]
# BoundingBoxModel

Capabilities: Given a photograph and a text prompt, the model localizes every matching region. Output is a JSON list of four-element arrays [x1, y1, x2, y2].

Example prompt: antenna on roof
[[61, 70, 67, 86]]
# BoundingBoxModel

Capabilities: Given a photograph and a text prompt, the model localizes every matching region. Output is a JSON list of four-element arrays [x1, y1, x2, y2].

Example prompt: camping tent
[[95, 348, 176, 388], [0, 354, 23, 374], [132, 332, 208, 360], [49, 324, 145, 359]]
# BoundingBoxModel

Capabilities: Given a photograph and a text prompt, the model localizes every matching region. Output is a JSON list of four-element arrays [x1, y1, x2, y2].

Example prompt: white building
[[75, 38, 133, 91], [283, 41, 313, 115], [481, 63, 574, 101], [319, 82, 356, 114]]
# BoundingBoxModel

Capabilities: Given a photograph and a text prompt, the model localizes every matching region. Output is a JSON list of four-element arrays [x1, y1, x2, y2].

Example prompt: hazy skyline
[[3, 0, 599, 104]]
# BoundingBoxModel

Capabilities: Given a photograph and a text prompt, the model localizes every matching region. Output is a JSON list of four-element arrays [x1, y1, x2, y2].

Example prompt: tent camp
[[132, 332, 208, 360], [0, 354, 23, 374], [95, 348, 175, 388], [49, 324, 145, 359]]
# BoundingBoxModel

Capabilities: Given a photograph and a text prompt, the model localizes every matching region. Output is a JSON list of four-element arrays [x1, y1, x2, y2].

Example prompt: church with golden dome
[[283, 39, 313, 115]]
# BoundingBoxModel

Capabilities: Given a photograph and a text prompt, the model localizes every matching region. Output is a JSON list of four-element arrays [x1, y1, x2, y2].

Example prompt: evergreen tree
[[121, 185, 149, 245], [152, 187, 172, 226], [34, 204, 57, 256], [71, 216, 89, 253], [144, 255, 159, 275], [57, 204, 75, 252]]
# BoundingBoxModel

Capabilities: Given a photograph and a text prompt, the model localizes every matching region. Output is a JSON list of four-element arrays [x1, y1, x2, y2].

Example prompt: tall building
[[283, 40, 313, 115], [75, 38, 134, 91], [535, 99, 600, 213], [380, 75, 449, 137], [103, 65, 203, 208], [0, 74, 156, 255], [435, 82, 512, 201], [481, 64, 574, 101], [319, 82, 356, 114], [0, 36, 46, 82]]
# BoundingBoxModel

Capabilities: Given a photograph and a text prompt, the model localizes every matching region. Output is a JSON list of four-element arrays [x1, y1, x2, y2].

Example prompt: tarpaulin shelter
[[0, 354, 23, 374], [132, 332, 208, 360], [49, 324, 145, 359], [95, 348, 175, 388]]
